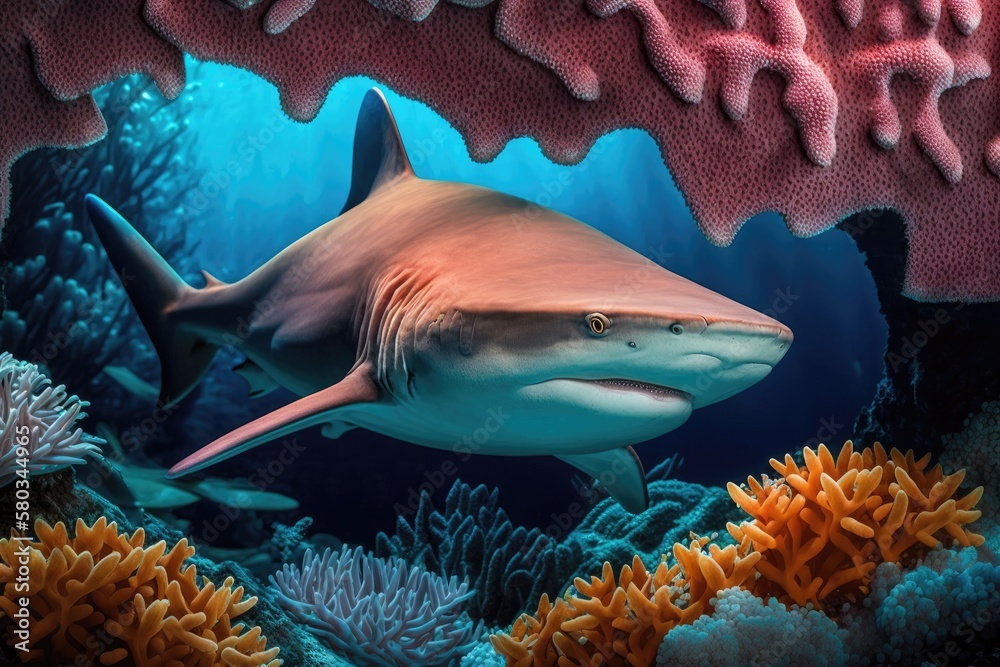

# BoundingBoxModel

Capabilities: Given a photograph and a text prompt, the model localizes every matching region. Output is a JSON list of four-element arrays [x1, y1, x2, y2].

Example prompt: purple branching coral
[[270, 545, 484, 666], [0, 351, 103, 487]]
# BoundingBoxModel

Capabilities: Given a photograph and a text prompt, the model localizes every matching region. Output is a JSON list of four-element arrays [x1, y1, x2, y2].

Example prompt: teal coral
[[458, 631, 505, 667], [375, 480, 580, 625], [838, 546, 1000, 666], [564, 479, 743, 581], [656, 587, 849, 666], [940, 400, 1000, 553]]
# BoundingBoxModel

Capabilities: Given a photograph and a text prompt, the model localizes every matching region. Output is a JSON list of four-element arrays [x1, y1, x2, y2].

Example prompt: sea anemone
[[271, 545, 483, 666], [0, 351, 103, 487]]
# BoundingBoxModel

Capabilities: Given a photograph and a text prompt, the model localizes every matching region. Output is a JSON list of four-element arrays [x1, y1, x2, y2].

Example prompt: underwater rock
[[563, 478, 744, 582], [0, 352, 104, 487], [655, 587, 849, 667], [375, 479, 581, 625], [845, 210, 1000, 456], [271, 545, 485, 666]]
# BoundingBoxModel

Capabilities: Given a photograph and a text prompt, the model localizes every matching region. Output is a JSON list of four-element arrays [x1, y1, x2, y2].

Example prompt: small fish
[[102, 365, 159, 400]]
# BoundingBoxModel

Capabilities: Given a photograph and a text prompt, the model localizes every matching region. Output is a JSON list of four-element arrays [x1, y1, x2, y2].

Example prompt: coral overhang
[[3, 0, 1000, 300]]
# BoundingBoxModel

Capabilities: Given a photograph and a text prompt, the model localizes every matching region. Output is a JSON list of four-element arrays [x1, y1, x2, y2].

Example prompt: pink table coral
[[2, 0, 999, 301]]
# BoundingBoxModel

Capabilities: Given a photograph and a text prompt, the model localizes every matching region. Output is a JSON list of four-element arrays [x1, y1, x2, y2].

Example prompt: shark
[[84, 88, 793, 513]]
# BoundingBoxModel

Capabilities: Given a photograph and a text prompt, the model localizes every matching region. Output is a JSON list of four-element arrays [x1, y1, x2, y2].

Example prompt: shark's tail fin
[[85, 194, 217, 407]]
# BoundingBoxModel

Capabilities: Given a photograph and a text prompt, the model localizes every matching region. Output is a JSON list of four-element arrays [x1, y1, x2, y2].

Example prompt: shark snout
[[677, 318, 792, 407], [704, 319, 793, 366]]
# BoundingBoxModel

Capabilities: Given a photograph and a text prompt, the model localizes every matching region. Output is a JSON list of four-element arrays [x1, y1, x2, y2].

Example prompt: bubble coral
[[655, 587, 849, 666], [0, 517, 280, 665], [940, 400, 1000, 553], [0, 351, 103, 488], [727, 440, 985, 608]]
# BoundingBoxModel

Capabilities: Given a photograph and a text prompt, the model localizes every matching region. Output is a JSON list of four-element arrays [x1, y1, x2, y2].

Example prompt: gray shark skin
[[84, 88, 792, 513]]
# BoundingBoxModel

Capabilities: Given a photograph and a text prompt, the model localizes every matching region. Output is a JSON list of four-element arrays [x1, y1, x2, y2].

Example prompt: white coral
[[0, 352, 103, 487], [270, 545, 483, 667]]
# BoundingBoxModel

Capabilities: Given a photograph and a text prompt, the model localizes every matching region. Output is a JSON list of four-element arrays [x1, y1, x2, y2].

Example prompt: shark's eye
[[587, 313, 611, 336], [670, 323, 684, 335]]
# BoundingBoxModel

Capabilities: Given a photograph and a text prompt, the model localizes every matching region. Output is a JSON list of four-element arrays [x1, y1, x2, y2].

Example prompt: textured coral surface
[[3, 0, 1000, 299], [0, 517, 280, 665], [114, 0, 1000, 301], [728, 440, 985, 607], [271, 545, 483, 666], [491, 539, 761, 666], [0, 0, 184, 222]]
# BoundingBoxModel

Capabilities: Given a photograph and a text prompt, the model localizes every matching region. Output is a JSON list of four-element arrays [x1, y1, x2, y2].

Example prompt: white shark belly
[[341, 390, 693, 457]]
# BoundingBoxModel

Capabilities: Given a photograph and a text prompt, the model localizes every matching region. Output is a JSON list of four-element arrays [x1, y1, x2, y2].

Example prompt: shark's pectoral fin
[[166, 369, 379, 478], [233, 359, 280, 398], [557, 447, 649, 514]]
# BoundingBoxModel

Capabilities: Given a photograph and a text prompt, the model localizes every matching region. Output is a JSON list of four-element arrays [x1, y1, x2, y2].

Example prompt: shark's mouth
[[585, 379, 692, 402]]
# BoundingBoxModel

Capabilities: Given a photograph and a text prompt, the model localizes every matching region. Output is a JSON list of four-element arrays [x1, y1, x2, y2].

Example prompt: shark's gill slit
[[85, 87, 793, 514]]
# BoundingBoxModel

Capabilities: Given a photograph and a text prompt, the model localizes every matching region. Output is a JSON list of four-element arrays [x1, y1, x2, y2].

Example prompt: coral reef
[[1, 73, 202, 432], [270, 545, 484, 666], [375, 480, 580, 625], [0, 467, 344, 667], [940, 399, 1000, 552], [196, 517, 343, 584], [486, 440, 989, 666], [0, 0, 184, 221], [0, 351, 103, 487], [655, 587, 849, 666], [2, 0, 1000, 298], [491, 538, 760, 666], [460, 637, 506, 667], [95, 0, 1000, 300], [838, 547, 1000, 666], [0, 517, 280, 666], [727, 440, 984, 607], [564, 478, 744, 584]]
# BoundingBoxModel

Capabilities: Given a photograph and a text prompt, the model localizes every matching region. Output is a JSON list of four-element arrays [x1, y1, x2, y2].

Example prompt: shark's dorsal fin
[[340, 88, 414, 215]]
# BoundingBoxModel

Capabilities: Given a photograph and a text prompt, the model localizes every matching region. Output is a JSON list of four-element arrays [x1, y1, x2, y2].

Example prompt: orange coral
[[0, 517, 281, 666], [727, 441, 984, 607], [490, 536, 760, 667]]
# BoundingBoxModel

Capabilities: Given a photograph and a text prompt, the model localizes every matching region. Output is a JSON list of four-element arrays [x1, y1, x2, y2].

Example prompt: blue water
[[156, 59, 886, 542]]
